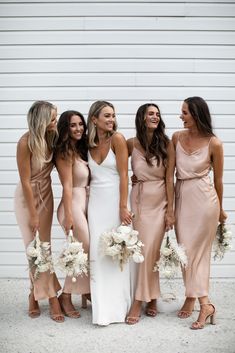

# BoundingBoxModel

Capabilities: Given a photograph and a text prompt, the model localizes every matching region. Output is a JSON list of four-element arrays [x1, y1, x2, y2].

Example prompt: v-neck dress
[[175, 137, 220, 297], [88, 147, 131, 325]]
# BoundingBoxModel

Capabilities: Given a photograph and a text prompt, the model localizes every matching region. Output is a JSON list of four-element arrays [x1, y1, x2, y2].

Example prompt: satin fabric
[[175, 138, 220, 297], [14, 137, 61, 300], [57, 158, 90, 295], [130, 147, 167, 302]]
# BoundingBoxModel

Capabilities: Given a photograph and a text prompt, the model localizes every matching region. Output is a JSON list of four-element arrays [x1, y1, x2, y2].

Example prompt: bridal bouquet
[[213, 223, 232, 261], [26, 231, 54, 280], [153, 231, 187, 279], [100, 225, 144, 271], [56, 230, 89, 282]]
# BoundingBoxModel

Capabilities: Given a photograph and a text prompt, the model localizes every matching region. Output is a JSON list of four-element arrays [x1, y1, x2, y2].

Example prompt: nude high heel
[[190, 303, 216, 330], [81, 293, 91, 309]]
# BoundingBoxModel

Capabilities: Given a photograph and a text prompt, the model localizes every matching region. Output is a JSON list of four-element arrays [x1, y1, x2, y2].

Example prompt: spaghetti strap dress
[[57, 158, 90, 295], [175, 137, 220, 297], [130, 147, 167, 302], [88, 147, 131, 325], [14, 138, 61, 300]]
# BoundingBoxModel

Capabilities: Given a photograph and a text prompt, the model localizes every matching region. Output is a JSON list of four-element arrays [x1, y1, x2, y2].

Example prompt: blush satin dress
[[175, 135, 220, 297], [130, 147, 167, 302], [14, 137, 61, 300], [57, 157, 90, 295]]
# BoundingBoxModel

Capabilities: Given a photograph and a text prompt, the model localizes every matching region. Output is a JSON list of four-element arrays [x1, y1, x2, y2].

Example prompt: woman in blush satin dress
[[172, 96, 227, 329], [55, 110, 91, 319], [14, 101, 64, 323], [87, 100, 133, 326], [125, 103, 175, 324]]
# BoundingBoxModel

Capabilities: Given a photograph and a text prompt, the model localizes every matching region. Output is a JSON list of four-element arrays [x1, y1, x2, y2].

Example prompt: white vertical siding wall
[[0, 0, 234, 278]]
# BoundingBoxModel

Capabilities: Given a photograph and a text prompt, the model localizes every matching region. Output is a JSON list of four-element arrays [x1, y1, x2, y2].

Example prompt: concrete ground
[[0, 279, 234, 353]]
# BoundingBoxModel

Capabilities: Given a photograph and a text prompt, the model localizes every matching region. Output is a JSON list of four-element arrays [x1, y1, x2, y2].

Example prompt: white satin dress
[[88, 147, 131, 325]]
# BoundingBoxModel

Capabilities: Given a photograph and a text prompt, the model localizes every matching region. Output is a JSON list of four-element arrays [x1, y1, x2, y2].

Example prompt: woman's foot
[[81, 293, 91, 309], [145, 299, 157, 317], [58, 292, 80, 318], [191, 303, 216, 330], [28, 291, 40, 318], [49, 296, 65, 323], [178, 297, 196, 319], [126, 300, 142, 325]]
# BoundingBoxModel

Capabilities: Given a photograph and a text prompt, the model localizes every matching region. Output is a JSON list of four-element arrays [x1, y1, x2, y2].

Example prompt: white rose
[[68, 242, 83, 253], [126, 234, 138, 246], [112, 232, 126, 244], [161, 247, 173, 256], [26, 247, 38, 257], [116, 225, 132, 235], [106, 245, 121, 257], [132, 252, 144, 263]]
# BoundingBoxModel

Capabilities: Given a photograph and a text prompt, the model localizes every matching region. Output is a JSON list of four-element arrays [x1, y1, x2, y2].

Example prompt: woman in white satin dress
[[87, 100, 133, 325]]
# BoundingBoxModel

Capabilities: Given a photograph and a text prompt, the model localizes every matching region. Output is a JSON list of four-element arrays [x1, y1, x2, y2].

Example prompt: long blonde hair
[[87, 100, 117, 148], [27, 101, 57, 168]]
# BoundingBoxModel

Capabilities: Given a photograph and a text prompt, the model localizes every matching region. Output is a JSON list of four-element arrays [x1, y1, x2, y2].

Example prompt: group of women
[[14, 97, 227, 330]]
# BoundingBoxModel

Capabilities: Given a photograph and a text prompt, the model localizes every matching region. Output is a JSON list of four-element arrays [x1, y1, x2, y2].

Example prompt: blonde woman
[[14, 101, 64, 323], [87, 100, 133, 325]]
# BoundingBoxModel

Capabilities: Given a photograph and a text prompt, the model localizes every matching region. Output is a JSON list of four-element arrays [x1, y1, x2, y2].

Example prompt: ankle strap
[[200, 303, 213, 306]]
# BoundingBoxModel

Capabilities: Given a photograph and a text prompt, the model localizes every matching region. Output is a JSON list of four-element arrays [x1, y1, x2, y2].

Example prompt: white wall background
[[0, 0, 234, 278]]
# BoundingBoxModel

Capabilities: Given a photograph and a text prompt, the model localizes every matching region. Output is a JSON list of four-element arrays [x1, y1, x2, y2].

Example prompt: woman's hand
[[62, 215, 73, 235], [29, 214, 39, 234], [219, 209, 227, 224], [120, 207, 133, 225], [165, 211, 175, 231], [131, 174, 138, 186]]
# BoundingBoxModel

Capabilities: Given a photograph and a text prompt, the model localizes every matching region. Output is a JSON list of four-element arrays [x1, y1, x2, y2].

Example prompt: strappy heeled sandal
[[177, 310, 193, 319], [81, 293, 91, 309], [58, 293, 80, 318], [28, 292, 40, 318], [49, 296, 65, 323], [125, 315, 140, 325], [145, 301, 157, 317], [177, 297, 195, 319], [190, 303, 216, 330]]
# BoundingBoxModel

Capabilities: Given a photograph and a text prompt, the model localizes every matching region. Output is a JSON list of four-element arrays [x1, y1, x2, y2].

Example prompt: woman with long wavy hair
[[126, 103, 175, 324], [173, 96, 226, 329], [14, 101, 64, 323], [55, 110, 90, 319]]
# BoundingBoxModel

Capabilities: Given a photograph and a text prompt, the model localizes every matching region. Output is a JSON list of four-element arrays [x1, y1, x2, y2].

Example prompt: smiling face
[[93, 105, 116, 133], [69, 114, 85, 141], [144, 105, 160, 130], [180, 102, 197, 130]]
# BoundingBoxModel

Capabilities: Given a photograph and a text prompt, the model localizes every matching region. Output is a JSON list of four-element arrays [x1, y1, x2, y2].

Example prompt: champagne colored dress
[[175, 135, 220, 298], [14, 138, 61, 300], [57, 158, 90, 294], [130, 147, 167, 302], [88, 147, 131, 325]]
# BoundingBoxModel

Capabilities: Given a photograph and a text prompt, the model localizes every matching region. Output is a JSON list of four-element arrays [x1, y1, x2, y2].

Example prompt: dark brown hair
[[135, 103, 169, 166], [55, 110, 88, 161], [184, 96, 215, 136]]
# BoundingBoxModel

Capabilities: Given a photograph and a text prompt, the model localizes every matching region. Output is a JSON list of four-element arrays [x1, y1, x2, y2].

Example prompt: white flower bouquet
[[213, 223, 232, 261], [56, 230, 89, 282], [26, 231, 54, 280], [153, 231, 187, 279], [100, 225, 144, 271]]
